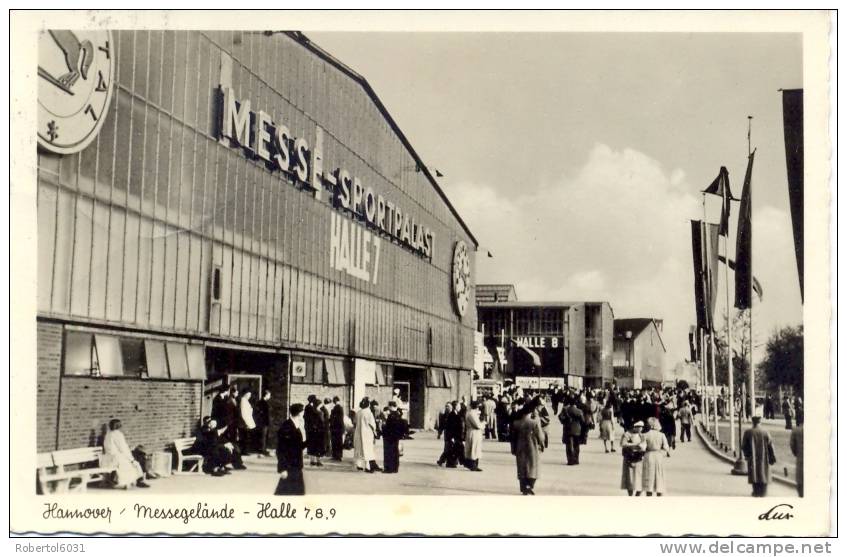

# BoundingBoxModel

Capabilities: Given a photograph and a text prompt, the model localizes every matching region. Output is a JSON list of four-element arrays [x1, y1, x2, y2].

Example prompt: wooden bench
[[173, 437, 203, 474], [38, 447, 117, 493]]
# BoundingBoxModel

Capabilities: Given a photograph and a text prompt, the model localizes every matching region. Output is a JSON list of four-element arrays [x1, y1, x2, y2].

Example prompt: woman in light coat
[[353, 397, 379, 472], [511, 398, 545, 495], [238, 390, 256, 455], [463, 400, 484, 471], [642, 417, 671, 496], [102, 419, 149, 489]]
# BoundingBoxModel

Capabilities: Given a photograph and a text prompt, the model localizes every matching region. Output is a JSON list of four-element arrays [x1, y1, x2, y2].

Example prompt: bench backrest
[[174, 437, 196, 453], [53, 447, 104, 467], [37, 452, 55, 469]]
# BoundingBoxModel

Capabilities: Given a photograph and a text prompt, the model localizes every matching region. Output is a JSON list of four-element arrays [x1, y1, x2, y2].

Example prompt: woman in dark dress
[[275, 404, 307, 496], [304, 395, 326, 466], [381, 401, 407, 473]]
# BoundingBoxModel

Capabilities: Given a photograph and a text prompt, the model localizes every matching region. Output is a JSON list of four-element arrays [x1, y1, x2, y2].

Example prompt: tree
[[711, 309, 764, 393], [758, 325, 803, 396]]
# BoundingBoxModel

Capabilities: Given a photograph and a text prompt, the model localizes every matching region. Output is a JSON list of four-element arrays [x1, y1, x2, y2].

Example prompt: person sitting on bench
[[103, 419, 150, 488]]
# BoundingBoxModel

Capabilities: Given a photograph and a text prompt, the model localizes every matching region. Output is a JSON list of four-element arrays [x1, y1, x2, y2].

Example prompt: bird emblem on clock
[[38, 30, 115, 155], [451, 240, 471, 317]]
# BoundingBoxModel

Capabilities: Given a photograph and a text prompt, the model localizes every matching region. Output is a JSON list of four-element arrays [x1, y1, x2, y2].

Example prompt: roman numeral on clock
[[96, 71, 108, 92], [85, 104, 98, 121]]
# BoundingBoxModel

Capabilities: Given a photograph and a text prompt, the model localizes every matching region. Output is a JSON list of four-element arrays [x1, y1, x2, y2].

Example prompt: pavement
[[85, 410, 795, 497], [702, 417, 799, 481]]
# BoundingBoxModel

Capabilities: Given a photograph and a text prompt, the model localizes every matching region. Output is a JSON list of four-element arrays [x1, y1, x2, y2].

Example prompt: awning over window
[[443, 369, 454, 388], [186, 345, 207, 380]]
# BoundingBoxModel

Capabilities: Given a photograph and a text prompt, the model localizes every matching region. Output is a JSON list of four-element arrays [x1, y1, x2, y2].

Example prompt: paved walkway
[[84, 411, 794, 497]]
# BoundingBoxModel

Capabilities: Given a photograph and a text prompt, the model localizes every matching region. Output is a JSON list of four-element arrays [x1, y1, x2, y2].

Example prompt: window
[[375, 364, 386, 386], [186, 345, 207, 380], [324, 359, 347, 385], [120, 338, 147, 377], [64, 332, 95, 376], [211, 265, 222, 303], [443, 369, 454, 388], [145, 340, 169, 378], [166, 343, 190, 379], [94, 335, 122, 376], [427, 368, 447, 388]]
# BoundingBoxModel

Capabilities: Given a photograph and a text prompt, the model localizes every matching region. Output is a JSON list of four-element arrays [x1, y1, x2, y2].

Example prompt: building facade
[[36, 30, 477, 454], [476, 296, 614, 389], [612, 318, 667, 389]]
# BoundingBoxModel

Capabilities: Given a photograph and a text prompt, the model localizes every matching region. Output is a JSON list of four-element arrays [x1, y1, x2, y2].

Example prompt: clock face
[[38, 30, 115, 155], [452, 240, 471, 317]]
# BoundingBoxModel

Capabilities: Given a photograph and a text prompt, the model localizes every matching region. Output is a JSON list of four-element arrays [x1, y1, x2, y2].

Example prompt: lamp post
[[625, 330, 633, 388]]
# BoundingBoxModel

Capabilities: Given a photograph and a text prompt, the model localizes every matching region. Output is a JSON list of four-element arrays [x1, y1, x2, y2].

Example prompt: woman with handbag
[[620, 420, 646, 496], [641, 417, 671, 496]]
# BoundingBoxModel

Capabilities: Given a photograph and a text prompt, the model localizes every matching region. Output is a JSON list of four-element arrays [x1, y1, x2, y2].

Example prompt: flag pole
[[747, 116, 756, 422], [726, 227, 736, 452]]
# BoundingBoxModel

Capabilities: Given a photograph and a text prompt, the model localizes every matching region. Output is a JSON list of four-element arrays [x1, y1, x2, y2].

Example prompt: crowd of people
[[97, 381, 800, 498]]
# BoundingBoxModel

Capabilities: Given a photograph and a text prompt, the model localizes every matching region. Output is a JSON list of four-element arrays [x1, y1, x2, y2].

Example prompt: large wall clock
[[452, 240, 471, 317], [38, 30, 115, 155]]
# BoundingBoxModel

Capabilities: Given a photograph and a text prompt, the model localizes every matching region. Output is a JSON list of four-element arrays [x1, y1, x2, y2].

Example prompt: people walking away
[[304, 395, 326, 467], [464, 399, 484, 471], [599, 401, 616, 453], [537, 396, 551, 449], [436, 402, 453, 466], [329, 396, 346, 461], [741, 413, 777, 497], [483, 395, 498, 439], [620, 420, 645, 496], [782, 396, 794, 430], [559, 397, 585, 465], [254, 390, 272, 457], [495, 396, 511, 442], [678, 401, 693, 443], [793, 395, 804, 426], [102, 419, 150, 488], [238, 389, 256, 456], [764, 394, 775, 420], [275, 403, 307, 496], [642, 417, 671, 496], [511, 398, 545, 495], [382, 401, 406, 473], [789, 423, 804, 497], [353, 397, 381, 472], [659, 403, 676, 450]]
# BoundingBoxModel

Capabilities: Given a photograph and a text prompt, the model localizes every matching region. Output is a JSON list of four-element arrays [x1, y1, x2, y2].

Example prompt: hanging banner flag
[[782, 89, 804, 302], [735, 151, 756, 309], [717, 255, 763, 301], [702, 167, 737, 237], [688, 325, 698, 362], [692, 220, 720, 332]]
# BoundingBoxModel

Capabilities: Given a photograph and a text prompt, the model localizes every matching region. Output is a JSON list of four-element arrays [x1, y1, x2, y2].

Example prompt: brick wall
[[37, 321, 63, 452], [57, 377, 201, 453]]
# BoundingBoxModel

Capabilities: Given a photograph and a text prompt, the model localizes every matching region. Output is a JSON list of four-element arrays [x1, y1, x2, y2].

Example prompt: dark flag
[[782, 89, 804, 302], [688, 325, 698, 362], [691, 221, 708, 331], [717, 255, 763, 302], [691, 220, 720, 332], [735, 151, 756, 309], [702, 166, 737, 236]]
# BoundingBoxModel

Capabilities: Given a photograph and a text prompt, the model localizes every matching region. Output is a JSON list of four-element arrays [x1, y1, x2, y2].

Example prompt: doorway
[[393, 366, 425, 429]]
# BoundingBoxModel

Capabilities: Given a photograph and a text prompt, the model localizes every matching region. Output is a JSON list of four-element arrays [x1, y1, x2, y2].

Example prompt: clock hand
[[39, 66, 75, 96]]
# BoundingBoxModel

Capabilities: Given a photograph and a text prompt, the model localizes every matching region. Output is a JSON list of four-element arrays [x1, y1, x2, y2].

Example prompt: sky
[[310, 32, 804, 366]]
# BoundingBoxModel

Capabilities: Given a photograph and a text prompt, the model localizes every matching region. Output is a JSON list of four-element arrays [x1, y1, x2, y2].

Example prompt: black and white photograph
[[10, 9, 834, 537]]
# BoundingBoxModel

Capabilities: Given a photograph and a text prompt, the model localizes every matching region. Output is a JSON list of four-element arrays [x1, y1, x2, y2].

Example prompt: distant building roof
[[477, 301, 611, 309], [476, 284, 518, 303], [614, 318, 666, 351]]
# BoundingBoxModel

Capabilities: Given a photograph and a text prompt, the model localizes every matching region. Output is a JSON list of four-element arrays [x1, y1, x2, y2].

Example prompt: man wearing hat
[[741, 412, 777, 497]]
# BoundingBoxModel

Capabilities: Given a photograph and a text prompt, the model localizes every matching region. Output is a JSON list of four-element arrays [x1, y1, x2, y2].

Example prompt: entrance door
[[393, 366, 425, 429]]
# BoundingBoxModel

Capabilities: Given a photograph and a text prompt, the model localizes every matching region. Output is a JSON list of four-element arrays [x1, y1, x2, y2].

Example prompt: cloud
[[449, 142, 800, 367]]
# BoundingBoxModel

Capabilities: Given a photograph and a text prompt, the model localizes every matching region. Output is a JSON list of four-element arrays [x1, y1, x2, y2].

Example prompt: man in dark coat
[[382, 401, 406, 473], [742, 415, 776, 497], [436, 402, 453, 466], [444, 402, 465, 468], [495, 397, 511, 442], [559, 398, 585, 465], [329, 396, 346, 461], [304, 395, 326, 466], [254, 389, 272, 457], [275, 404, 307, 496]]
